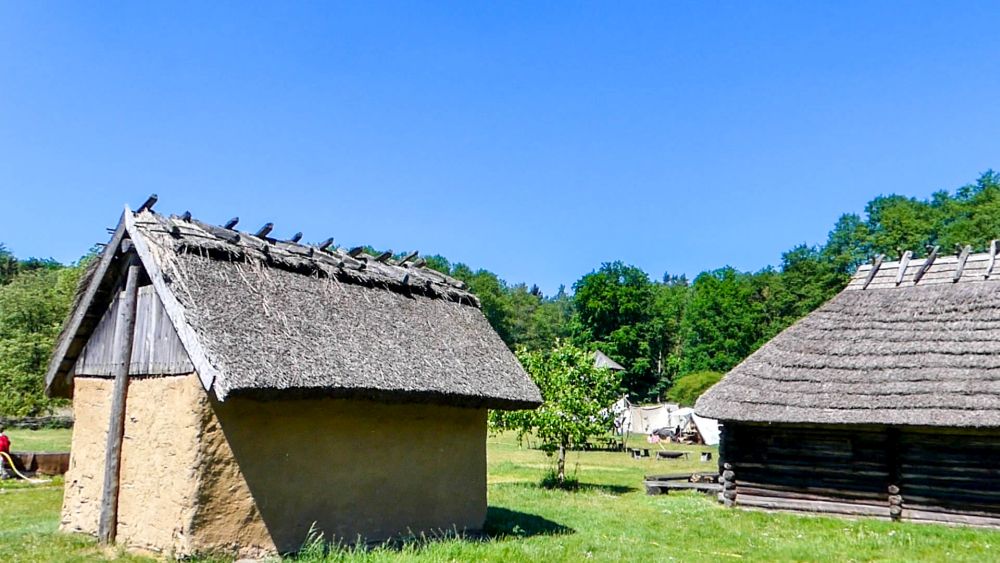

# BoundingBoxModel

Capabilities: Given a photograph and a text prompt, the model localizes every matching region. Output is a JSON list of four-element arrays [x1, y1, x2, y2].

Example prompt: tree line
[[1, 171, 997, 415]]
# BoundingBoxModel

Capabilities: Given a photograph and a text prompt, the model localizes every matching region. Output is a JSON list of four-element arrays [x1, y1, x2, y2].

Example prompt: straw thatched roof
[[696, 249, 1000, 428], [46, 204, 541, 409]]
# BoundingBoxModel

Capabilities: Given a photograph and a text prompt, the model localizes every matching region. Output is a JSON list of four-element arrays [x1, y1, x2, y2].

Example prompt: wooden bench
[[643, 471, 721, 495], [644, 480, 722, 495], [656, 451, 690, 461]]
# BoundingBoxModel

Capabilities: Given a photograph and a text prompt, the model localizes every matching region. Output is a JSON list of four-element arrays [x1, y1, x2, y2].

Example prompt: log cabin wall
[[899, 427, 1000, 526], [722, 422, 892, 519], [722, 422, 1000, 526]]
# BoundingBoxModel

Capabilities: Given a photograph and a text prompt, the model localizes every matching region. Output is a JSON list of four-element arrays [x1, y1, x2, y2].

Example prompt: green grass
[[0, 430, 996, 561], [5, 427, 73, 452]]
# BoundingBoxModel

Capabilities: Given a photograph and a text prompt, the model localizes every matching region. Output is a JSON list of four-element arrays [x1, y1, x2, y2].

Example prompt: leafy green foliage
[[666, 371, 723, 406], [0, 251, 84, 416], [490, 341, 622, 485]]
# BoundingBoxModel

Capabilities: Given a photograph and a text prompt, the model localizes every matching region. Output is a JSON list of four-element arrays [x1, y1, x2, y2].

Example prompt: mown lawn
[[0, 430, 996, 561], [6, 427, 74, 452]]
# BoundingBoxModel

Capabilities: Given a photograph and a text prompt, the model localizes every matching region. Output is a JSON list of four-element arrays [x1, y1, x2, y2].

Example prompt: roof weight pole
[[98, 246, 142, 545]]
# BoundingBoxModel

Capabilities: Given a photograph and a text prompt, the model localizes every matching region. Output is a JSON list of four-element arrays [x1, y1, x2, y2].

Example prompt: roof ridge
[[131, 208, 481, 307], [849, 243, 1000, 290]]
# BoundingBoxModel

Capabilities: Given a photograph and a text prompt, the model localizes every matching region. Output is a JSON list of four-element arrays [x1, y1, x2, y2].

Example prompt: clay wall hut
[[696, 247, 1000, 527], [45, 201, 541, 557]]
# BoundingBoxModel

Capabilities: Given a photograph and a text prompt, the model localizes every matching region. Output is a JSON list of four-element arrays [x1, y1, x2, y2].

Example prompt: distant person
[[0, 425, 10, 479]]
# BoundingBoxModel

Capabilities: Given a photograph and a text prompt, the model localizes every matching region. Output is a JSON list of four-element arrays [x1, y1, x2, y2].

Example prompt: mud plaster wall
[[60, 374, 204, 555], [197, 397, 488, 554]]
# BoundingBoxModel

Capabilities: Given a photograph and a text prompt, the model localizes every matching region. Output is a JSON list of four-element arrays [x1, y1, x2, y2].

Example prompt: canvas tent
[[697, 247, 1000, 526], [46, 200, 542, 557]]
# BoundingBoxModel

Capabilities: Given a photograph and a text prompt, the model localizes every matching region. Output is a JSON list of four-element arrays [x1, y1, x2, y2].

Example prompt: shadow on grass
[[485, 506, 574, 539], [574, 483, 636, 495]]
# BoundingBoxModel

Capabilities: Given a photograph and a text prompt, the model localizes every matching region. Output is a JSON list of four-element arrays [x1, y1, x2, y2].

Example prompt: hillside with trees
[[1, 171, 998, 414]]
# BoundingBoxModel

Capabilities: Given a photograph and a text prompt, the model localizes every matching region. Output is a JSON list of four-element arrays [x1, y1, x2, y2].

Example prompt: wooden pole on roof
[[98, 242, 142, 545]]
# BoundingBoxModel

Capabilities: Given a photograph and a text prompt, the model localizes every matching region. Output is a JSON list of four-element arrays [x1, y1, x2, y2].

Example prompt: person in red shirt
[[0, 425, 11, 479]]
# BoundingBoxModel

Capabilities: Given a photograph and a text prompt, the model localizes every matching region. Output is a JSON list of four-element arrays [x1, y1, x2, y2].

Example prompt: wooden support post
[[97, 255, 142, 545]]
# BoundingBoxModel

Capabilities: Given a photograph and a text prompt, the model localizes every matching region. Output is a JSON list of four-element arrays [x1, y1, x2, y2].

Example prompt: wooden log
[[902, 495, 1000, 513], [318, 238, 334, 252], [954, 245, 972, 282], [988, 240, 998, 279], [912, 245, 939, 283], [735, 483, 886, 503], [862, 255, 883, 290], [374, 251, 392, 263], [224, 217, 239, 229], [180, 211, 192, 222], [97, 260, 141, 545], [896, 250, 913, 285], [254, 222, 274, 238], [136, 194, 157, 213], [737, 494, 890, 517], [736, 486, 886, 506], [903, 508, 1000, 527], [348, 246, 364, 257], [290, 232, 303, 243]]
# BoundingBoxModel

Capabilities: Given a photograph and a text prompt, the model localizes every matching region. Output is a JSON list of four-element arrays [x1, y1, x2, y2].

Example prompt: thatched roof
[[594, 350, 625, 371], [696, 249, 1000, 428], [46, 204, 541, 410]]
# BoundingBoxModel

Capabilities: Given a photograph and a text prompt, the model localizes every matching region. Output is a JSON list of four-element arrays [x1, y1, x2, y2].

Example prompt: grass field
[[1, 429, 997, 561]]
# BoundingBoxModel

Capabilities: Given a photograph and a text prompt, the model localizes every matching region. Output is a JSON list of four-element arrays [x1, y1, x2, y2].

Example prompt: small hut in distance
[[46, 199, 541, 558], [594, 350, 626, 372], [697, 246, 1000, 526]]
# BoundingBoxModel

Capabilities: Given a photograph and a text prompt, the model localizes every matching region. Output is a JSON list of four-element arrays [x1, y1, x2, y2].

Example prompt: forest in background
[[1, 170, 998, 416]]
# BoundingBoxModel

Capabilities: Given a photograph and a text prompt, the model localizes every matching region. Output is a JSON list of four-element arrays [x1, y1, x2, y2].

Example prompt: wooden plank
[[124, 208, 217, 392], [74, 285, 193, 377], [98, 260, 141, 545]]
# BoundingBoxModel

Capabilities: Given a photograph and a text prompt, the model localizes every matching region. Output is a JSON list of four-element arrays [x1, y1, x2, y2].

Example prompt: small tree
[[492, 341, 622, 487], [666, 371, 723, 407]]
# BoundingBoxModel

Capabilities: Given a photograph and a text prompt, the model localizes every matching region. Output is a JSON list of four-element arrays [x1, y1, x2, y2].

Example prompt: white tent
[[670, 407, 721, 446]]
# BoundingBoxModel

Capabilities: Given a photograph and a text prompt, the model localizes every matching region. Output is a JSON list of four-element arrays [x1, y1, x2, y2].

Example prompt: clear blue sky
[[2, 2, 999, 294]]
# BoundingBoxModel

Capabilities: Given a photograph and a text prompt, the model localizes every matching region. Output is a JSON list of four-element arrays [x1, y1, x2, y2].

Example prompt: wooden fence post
[[98, 252, 141, 545]]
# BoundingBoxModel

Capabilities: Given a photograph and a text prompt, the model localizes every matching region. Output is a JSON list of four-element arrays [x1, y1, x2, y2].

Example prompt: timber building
[[697, 246, 1000, 526], [46, 198, 541, 557]]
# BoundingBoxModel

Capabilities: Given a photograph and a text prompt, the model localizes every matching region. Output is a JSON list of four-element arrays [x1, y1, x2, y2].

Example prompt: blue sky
[[2, 2, 999, 294]]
